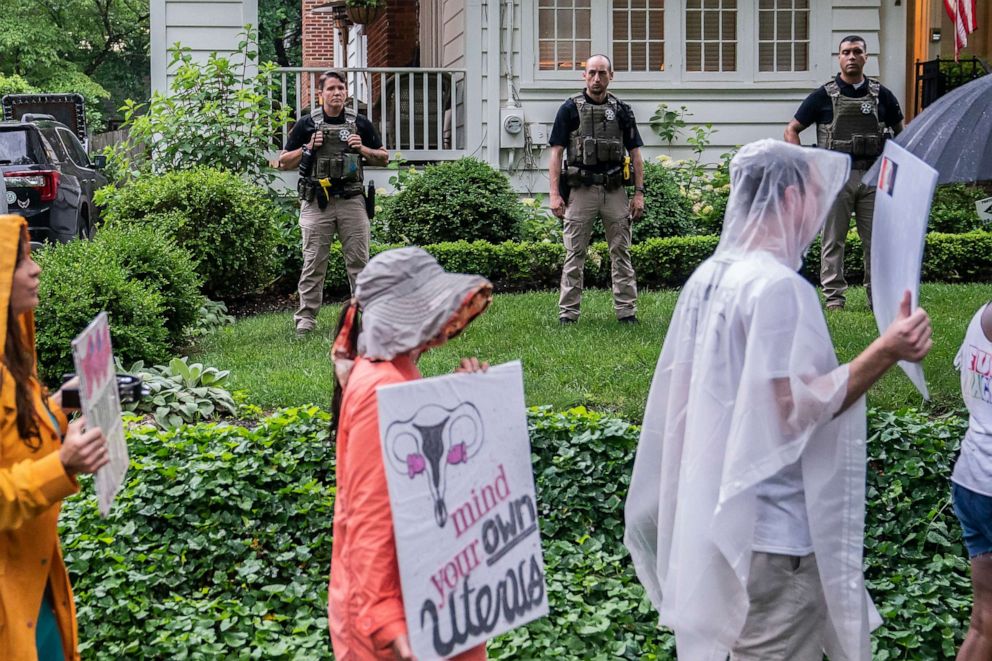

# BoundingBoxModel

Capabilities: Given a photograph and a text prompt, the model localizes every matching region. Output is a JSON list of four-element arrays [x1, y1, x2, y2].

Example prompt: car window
[[0, 129, 39, 165], [40, 128, 68, 164], [57, 128, 90, 167]]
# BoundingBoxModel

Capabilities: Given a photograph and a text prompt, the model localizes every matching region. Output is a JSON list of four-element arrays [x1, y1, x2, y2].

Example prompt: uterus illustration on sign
[[384, 402, 484, 528]]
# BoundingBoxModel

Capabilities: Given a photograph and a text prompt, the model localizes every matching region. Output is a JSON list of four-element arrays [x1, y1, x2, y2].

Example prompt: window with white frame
[[533, 0, 817, 79], [684, 0, 738, 73], [613, 0, 666, 72], [757, 0, 810, 72], [538, 0, 592, 71]]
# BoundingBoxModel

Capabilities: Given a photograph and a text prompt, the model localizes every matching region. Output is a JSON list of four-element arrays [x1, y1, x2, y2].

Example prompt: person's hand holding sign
[[454, 357, 489, 374], [59, 416, 108, 477]]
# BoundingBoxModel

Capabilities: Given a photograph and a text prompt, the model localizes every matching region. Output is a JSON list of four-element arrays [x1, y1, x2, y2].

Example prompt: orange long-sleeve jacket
[[328, 355, 485, 660], [0, 215, 80, 660]]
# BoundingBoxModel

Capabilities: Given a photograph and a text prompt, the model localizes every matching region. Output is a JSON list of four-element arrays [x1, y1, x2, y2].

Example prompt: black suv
[[0, 115, 107, 246]]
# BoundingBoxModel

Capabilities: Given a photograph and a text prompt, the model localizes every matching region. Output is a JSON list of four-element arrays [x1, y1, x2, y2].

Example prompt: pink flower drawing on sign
[[384, 402, 484, 528], [80, 326, 112, 400]]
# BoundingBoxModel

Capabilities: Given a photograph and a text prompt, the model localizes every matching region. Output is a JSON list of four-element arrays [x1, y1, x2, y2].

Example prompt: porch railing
[[914, 56, 991, 115], [271, 67, 467, 161]]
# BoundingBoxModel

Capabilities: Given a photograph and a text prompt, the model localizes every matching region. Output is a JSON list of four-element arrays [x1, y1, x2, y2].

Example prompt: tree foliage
[[0, 0, 149, 129]]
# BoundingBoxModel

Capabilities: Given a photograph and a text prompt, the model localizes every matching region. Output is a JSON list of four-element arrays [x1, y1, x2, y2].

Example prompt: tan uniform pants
[[731, 552, 832, 661], [821, 167, 874, 307], [559, 184, 637, 320], [294, 195, 369, 330]]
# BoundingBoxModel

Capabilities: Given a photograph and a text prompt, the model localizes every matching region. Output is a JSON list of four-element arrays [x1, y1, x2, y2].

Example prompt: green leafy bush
[[35, 240, 168, 383], [105, 28, 289, 187], [863, 408, 972, 659], [635, 161, 695, 241], [118, 357, 237, 428], [380, 158, 525, 244], [94, 225, 204, 347], [60, 407, 334, 658], [62, 406, 970, 658], [929, 184, 990, 234], [97, 167, 280, 298]]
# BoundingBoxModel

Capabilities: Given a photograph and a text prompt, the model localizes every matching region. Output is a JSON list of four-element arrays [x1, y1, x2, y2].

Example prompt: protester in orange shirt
[[328, 247, 492, 660], [0, 214, 109, 661]]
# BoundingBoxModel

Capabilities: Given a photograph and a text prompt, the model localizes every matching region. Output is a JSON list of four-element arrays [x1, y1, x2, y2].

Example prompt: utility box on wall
[[500, 107, 525, 148]]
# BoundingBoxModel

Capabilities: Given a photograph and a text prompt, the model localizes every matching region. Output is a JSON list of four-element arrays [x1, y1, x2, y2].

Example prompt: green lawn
[[195, 283, 992, 421]]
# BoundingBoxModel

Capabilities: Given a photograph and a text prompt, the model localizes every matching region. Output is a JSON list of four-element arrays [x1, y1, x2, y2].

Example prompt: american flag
[[943, 0, 978, 61]]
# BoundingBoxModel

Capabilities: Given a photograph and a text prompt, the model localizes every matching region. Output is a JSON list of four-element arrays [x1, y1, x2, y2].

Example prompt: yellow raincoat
[[0, 215, 79, 660]]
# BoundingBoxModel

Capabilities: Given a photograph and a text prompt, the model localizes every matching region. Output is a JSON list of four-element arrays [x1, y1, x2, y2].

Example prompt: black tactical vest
[[566, 93, 625, 170], [816, 78, 887, 161], [307, 106, 364, 197]]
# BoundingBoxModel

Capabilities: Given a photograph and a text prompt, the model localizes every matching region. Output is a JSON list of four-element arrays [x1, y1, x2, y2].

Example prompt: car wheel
[[78, 211, 92, 240]]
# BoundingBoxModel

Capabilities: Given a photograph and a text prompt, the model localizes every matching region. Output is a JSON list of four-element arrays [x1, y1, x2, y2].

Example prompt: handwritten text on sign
[[377, 362, 547, 660]]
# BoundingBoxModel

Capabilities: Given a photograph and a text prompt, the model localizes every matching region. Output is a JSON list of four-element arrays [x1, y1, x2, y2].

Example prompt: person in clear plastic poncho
[[624, 140, 933, 661]]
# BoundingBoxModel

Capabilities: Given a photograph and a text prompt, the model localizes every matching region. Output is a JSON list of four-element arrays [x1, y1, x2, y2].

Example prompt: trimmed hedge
[[309, 230, 992, 296]]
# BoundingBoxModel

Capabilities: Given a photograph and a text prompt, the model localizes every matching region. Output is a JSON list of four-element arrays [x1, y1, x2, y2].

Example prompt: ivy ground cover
[[197, 284, 992, 420], [60, 406, 972, 659]]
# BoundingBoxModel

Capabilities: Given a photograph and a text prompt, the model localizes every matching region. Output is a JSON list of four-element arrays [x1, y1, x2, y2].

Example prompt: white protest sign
[[977, 196, 992, 223], [377, 361, 548, 660], [870, 141, 939, 400], [72, 312, 128, 516]]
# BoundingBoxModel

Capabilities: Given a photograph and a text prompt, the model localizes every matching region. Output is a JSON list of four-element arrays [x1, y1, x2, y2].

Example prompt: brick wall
[[300, 1, 420, 114], [366, 0, 420, 68]]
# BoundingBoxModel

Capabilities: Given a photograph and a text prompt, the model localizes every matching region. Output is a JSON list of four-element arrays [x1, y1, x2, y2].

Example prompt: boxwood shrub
[[96, 167, 280, 298], [35, 240, 169, 383], [94, 225, 204, 347], [380, 158, 525, 244]]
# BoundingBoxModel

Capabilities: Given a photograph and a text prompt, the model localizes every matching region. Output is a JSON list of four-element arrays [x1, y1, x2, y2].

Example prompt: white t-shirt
[[749, 275, 814, 556], [753, 461, 814, 555], [953, 304, 992, 497]]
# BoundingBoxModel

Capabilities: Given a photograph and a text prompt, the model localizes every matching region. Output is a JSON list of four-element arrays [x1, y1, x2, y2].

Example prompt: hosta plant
[[119, 357, 237, 429]]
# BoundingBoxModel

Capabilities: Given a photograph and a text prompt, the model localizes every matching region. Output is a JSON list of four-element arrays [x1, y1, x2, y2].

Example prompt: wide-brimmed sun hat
[[354, 247, 492, 361]]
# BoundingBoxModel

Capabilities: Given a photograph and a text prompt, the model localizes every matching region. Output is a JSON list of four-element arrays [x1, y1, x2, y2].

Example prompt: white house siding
[[151, 0, 259, 96], [466, 0, 906, 195]]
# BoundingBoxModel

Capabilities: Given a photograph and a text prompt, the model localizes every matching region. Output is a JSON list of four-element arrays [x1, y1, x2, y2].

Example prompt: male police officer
[[549, 54, 645, 325], [276, 69, 388, 335], [784, 35, 904, 311]]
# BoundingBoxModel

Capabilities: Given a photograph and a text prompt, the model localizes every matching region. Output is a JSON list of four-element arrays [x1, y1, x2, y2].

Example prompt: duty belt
[[569, 166, 624, 188]]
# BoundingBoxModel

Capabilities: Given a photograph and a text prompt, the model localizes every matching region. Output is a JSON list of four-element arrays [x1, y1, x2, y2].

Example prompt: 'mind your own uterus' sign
[[377, 361, 548, 659]]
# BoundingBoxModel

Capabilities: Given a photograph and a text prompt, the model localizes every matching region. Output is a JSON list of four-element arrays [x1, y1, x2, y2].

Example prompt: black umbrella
[[864, 73, 992, 186]]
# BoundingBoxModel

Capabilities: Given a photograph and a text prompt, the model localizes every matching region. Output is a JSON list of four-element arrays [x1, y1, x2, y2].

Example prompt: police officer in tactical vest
[[275, 69, 388, 335], [785, 35, 904, 311], [549, 54, 645, 325]]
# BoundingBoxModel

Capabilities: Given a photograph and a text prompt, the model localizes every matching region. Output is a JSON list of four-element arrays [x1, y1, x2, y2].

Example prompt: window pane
[[576, 9, 591, 37], [759, 42, 775, 71], [794, 42, 808, 70], [686, 3, 735, 72], [575, 40, 591, 67], [755, 3, 809, 73], [630, 42, 648, 69], [538, 2, 592, 71], [539, 9, 555, 39], [539, 40, 555, 70], [631, 10, 647, 39], [614, 10, 629, 39], [686, 42, 702, 70], [613, 0, 664, 72], [557, 9, 573, 39]]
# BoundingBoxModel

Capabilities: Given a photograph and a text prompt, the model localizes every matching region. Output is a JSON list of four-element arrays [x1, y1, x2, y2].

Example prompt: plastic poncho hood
[[624, 140, 880, 660]]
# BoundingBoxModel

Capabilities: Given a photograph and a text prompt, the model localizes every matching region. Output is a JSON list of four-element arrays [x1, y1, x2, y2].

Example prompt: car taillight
[[4, 170, 60, 202]]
